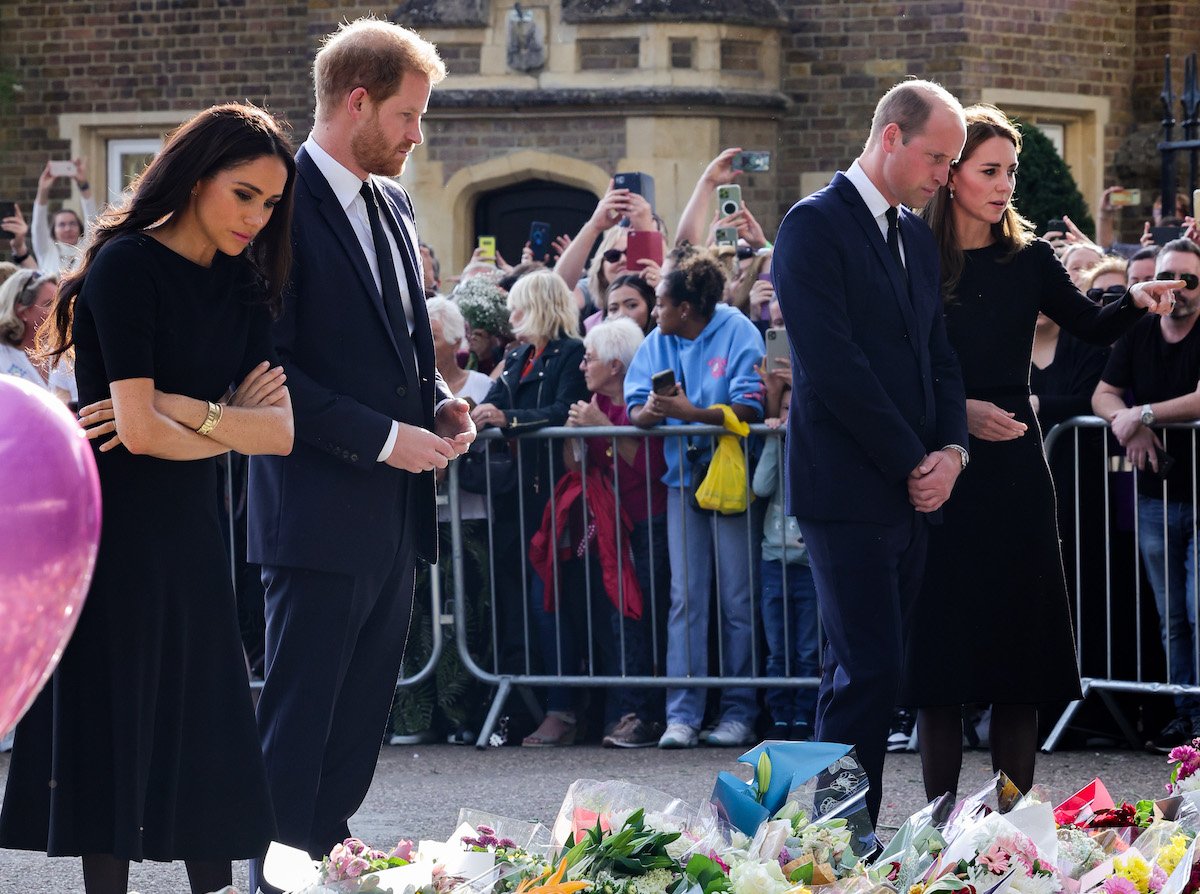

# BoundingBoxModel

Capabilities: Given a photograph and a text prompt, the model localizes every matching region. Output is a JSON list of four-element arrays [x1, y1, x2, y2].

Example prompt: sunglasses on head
[[1086, 284, 1127, 304], [1157, 271, 1200, 291], [602, 248, 626, 264]]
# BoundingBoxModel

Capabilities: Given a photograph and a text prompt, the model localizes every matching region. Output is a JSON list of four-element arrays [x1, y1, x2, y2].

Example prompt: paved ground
[[0, 743, 1175, 893]]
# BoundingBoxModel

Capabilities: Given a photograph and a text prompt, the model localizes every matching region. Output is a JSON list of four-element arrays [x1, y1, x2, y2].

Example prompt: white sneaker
[[658, 722, 699, 749], [704, 719, 755, 747]]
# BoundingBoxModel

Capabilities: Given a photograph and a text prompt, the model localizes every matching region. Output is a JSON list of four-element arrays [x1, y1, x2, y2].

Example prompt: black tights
[[917, 703, 1038, 802], [83, 853, 231, 894]]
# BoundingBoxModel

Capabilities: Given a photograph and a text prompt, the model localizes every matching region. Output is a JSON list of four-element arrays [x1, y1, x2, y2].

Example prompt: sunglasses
[[1157, 271, 1200, 290], [1086, 285, 1127, 304], [602, 248, 626, 264]]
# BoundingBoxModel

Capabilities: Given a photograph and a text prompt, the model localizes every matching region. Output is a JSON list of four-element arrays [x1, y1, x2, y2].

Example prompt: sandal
[[521, 711, 578, 747]]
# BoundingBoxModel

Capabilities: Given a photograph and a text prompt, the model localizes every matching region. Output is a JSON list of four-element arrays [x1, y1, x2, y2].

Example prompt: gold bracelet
[[195, 400, 223, 436]]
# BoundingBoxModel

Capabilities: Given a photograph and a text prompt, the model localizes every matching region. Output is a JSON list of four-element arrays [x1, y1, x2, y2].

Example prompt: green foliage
[[673, 854, 732, 894], [1012, 120, 1095, 238], [754, 753, 771, 805], [572, 810, 681, 878]]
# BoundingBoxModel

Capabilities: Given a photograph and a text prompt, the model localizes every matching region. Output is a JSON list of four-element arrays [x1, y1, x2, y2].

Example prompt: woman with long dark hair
[[899, 105, 1180, 800], [0, 103, 297, 894]]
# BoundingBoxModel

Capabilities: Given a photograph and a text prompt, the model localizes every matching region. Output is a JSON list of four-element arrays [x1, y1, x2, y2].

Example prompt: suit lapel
[[377, 186, 435, 384], [833, 174, 918, 353], [296, 148, 406, 364]]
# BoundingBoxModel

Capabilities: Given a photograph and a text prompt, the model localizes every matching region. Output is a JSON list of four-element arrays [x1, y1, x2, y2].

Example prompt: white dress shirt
[[844, 159, 906, 265], [304, 135, 419, 462]]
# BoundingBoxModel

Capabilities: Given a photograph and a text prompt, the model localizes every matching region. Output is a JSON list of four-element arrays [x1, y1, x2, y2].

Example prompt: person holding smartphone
[[31, 157, 96, 274], [1093, 239, 1200, 752]]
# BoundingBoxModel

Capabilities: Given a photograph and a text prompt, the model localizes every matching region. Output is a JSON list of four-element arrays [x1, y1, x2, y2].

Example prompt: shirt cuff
[[434, 397, 456, 416], [377, 420, 399, 462]]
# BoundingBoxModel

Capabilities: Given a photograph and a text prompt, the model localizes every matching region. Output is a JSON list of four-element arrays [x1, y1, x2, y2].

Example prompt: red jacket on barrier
[[529, 466, 643, 620]]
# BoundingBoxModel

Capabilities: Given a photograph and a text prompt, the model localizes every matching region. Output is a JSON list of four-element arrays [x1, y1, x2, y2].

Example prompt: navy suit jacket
[[773, 172, 967, 526], [248, 146, 452, 574]]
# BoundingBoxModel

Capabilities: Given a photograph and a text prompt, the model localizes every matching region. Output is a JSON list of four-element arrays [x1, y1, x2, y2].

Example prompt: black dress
[[0, 233, 276, 861], [899, 238, 1141, 706]]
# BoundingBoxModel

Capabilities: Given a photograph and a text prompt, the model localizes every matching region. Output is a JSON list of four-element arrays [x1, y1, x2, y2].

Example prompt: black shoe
[[1148, 716, 1195, 753], [887, 709, 915, 753], [790, 721, 812, 742]]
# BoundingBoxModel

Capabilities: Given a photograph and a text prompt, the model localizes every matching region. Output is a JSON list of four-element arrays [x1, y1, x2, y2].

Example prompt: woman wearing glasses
[[0, 269, 60, 391], [899, 104, 1182, 802]]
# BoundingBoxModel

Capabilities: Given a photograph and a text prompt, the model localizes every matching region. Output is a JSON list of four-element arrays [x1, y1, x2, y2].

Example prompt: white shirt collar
[[844, 159, 896, 222], [304, 135, 367, 211]]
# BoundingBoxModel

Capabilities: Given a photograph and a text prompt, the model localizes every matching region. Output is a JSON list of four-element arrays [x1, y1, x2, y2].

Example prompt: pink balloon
[[0, 376, 100, 736]]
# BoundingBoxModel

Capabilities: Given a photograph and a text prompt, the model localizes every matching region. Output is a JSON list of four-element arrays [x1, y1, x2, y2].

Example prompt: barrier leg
[[1040, 682, 1090, 753], [1096, 688, 1143, 749], [476, 678, 513, 749]]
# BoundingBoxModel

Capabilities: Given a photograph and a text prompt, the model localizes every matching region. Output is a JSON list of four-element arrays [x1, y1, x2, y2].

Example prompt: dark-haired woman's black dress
[[0, 233, 276, 861], [900, 239, 1141, 706]]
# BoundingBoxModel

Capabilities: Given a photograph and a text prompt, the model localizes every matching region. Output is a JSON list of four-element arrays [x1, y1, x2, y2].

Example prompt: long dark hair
[[44, 103, 296, 359], [920, 103, 1034, 302], [604, 273, 656, 332]]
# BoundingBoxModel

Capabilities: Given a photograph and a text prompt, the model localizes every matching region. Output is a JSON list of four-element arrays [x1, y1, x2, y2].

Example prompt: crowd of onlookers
[[5, 144, 1200, 755]]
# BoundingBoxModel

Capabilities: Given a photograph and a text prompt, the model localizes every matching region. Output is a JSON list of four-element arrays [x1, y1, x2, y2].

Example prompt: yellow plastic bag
[[693, 404, 753, 515]]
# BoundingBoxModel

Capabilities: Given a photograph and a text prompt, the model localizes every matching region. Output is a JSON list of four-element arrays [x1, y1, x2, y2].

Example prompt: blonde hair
[[586, 226, 627, 306], [0, 269, 56, 347], [314, 18, 446, 121], [507, 270, 579, 343], [1080, 257, 1128, 292]]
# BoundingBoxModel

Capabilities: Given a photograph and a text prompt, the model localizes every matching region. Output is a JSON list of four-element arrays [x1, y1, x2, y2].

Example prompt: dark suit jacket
[[773, 171, 967, 525], [248, 146, 452, 574]]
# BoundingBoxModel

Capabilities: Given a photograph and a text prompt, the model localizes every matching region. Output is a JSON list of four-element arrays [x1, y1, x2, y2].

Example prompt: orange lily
[[514, 859, 592, 894]]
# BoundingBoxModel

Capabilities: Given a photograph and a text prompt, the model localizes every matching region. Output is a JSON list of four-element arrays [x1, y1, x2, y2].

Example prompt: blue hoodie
[[625, 303, 764, 488]]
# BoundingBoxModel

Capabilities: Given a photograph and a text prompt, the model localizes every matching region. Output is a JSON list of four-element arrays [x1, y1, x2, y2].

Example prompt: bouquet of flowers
[[1167, 743, 1200, 797], [925, 813, 1062, 894], [322, 838, 415, 883], [263, 838, 431, 894]]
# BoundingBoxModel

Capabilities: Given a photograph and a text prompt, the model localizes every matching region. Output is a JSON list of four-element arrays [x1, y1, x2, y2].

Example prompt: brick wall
[[718, 117, 782, 237]]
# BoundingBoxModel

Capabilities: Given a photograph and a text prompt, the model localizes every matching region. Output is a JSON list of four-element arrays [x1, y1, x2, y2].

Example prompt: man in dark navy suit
[[247, 19, 474, 892], [772, 80, 969, 824]]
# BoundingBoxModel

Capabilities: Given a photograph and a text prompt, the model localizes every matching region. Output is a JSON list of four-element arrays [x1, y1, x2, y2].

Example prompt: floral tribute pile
[[262, 740, 1200, 894]]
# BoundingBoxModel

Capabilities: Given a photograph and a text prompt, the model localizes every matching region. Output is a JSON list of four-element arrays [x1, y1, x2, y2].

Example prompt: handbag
[[688, 404, 752, 516], [457, 438, 517, 495]]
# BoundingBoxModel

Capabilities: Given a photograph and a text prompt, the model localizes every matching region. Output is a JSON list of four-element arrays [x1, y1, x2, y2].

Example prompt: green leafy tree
[[1012, 120, 1095, 238]]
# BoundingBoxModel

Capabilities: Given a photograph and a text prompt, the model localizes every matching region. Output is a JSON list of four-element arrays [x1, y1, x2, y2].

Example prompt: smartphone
[[528, 221, 550, 258], [625, 229, 663, 272], [1150, 446, 1177, 478], [1194, 188, 1199, 220], [48, 160, 77, 178], [477, 235, 496, 261], [1045, 219, 1067, 235], [715, 226, 739, 248], [732, 151, 771, 173], [613, 171, 656, 210], [1150, 226, 1186, 246], [1108, 188, 1141, 207], [717, 185, 742, 217], [651, 368, 676, 396], [765, 327, 789, 369], [0, 201, 15, 239]]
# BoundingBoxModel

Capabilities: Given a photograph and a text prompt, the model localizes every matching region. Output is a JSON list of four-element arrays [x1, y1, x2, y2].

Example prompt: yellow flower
[[515, 859, 591, 894], [908, 884, 927, 894], [1114, 853, 1152, 894], [1158, 835, 1191, 877]]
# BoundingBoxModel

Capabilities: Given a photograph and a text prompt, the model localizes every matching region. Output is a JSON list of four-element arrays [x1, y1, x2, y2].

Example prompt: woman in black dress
[[0, 104, 296, 894], [899, 105, 1180, 799]]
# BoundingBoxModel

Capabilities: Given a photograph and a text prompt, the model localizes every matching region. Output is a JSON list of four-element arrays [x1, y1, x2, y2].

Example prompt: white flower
[[730, 860, 791, 894], [631, 868, 677, 894], [774, 802, 802, 823]]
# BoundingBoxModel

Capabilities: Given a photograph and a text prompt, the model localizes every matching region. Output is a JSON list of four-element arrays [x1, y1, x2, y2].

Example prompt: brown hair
[[43, 103, 296, 360], [921, 103, 1034, 302], [314, 18, 446, 121], [865, 79, 963, 151]]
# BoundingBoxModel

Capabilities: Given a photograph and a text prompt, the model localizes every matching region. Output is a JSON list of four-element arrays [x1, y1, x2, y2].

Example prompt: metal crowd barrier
[[440, 423, 819, 748], [1041, 416, 1200, 752]]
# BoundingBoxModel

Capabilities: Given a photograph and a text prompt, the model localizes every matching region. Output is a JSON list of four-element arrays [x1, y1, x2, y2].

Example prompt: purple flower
[[1151, 865, 1168, 893]]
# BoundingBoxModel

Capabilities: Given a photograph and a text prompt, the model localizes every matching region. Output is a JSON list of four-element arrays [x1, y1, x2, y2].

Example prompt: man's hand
[[385, 421, 458, 473], [1123, 424, 1162, 472], [907, 449, 962, 513], [434, 398, 476, 456], [1109, 405, 1146, 446], [966, 398, 1027, 441]]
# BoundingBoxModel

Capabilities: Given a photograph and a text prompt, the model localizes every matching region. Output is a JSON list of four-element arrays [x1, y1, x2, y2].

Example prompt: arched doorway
[[473, 179, 597, 270]]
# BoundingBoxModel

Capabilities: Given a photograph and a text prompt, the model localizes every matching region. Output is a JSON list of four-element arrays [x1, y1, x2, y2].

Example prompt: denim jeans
[[760, 559, 820, 725], [1137, 495, 1200, 718], [664, 490, 757, 729]]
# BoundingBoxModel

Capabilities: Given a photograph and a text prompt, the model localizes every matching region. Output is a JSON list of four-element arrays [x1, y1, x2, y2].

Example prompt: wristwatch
[[942, 443, 969, 470], [1141, 404, 1156, 426]]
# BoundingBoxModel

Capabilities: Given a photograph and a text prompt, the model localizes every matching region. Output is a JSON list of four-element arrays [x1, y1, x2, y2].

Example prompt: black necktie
[[885, 205, 909, 293], [359, 180, 413, 348]]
